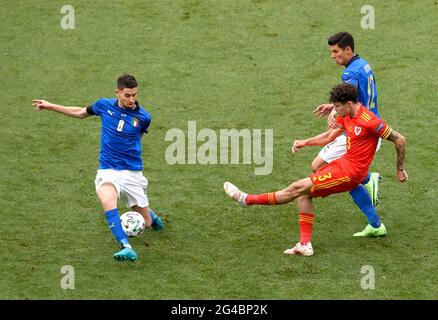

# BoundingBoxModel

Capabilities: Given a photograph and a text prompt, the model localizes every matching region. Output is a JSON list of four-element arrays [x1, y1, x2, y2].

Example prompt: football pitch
[[1, 0, 437, 300]]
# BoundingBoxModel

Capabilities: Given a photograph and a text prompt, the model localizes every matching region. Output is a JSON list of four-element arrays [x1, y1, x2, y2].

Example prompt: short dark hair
[[329, 83, 358, 104], [328, 32, 355, 52], [117, 74, 138, 89]]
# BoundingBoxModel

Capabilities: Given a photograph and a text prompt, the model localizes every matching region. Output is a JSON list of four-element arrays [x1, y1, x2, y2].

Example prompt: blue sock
[[361, 174, 370, 185], [105, 208, 130, 247], [349, 185, 381, 228], [149, 208, 158, 224]]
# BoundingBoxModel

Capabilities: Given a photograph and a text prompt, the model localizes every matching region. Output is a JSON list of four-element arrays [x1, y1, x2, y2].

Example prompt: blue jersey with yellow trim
[[342, 55, 380, 117], [88, 98, 151, 171]]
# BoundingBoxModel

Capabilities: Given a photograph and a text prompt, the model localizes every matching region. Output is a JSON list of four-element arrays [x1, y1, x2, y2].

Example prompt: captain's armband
[[385, 129, 400, 142]]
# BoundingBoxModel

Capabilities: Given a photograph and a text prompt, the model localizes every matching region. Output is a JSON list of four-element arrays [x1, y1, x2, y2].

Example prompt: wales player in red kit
[[224, 83, 407, 256]]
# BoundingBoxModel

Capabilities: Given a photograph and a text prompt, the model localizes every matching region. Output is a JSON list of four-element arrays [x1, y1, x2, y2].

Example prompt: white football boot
[[223, 181, 248, 207], [283, 242, 314, 256]]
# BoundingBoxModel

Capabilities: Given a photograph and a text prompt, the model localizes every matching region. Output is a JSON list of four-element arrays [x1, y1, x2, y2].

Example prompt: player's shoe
[[113, 247, 138, 261], [364, 172, 382, 207], [223, 181, 248, 207], [283, 242, 314, 256], [151, 216, 164, 231], [353, 223, 387, 237]]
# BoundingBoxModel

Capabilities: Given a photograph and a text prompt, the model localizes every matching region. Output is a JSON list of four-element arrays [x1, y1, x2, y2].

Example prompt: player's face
[[329, 44, 352, 66], [116, 87, 138, 109], [333, 102, 350, 117]]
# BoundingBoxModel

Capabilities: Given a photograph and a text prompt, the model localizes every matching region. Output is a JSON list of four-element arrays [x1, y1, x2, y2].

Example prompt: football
[[120, 211, 146, 237]]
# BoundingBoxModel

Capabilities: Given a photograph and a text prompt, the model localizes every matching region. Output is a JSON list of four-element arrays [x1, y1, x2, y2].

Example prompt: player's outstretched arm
[[32, 99, 90, 119], [313, 103, 334, 118], [292, 127, 343, 153], [386, 130, 408, 182]]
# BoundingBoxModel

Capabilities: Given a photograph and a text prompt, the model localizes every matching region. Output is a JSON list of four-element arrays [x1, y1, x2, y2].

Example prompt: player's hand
[[313, 104, 334, 118], [32, 99, 53, 110], [397, 169, 408, 182], [327, 108, 339, 129], [292, 140, 306, 153]]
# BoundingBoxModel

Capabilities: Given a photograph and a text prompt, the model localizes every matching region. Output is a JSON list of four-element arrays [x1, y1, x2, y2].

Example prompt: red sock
[[299, 213, 314, 244], [246, 192, 277, 205]]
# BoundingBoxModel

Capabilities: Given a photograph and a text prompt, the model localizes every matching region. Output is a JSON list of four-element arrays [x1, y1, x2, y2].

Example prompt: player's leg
[[313, 135, 347, 171], [351, 184, 386, 237], [285, 161, 359, 256], [130, 205, 163, 230], [311, 163, 386, 237], [319, 135, 381, 211], [311, 160, 386, 240], [95, 170, 137, 261], [96, 183, 137, 261], [349, 184, 382, 226], [131, 205, 152, 227], [148, 207, 165, 230], [224, 178, 315, 256], [284, 195, 315, 256], [361, 139, 383, 207], [311, 155, 328, 173], [224, 178, 313, 206], [123, 171, 164, 231], [361, 145, 382, 207]]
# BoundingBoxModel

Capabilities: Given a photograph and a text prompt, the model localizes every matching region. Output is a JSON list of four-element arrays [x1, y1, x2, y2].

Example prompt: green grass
[[1, 0, 437, 299]]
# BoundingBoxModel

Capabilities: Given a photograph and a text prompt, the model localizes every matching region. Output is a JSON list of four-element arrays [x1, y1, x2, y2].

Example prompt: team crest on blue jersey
[[131, 117, 140, 127], [354, 126, 362, 136]]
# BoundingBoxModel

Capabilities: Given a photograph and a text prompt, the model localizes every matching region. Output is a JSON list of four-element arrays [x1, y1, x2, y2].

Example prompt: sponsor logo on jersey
[[376, 122, 384, 132]]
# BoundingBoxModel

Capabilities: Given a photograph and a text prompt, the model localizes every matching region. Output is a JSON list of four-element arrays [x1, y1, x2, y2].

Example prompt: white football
[[120, 211, 146, 237]]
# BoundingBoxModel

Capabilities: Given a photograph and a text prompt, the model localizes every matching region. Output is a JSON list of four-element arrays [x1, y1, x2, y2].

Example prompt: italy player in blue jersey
[[312, 32, 386, 237], [32, 74, 164, 261]]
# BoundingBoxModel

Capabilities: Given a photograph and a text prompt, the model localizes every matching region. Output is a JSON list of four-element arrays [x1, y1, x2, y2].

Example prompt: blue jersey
[[342, 55, 380, 117], [87, 98, 151, 171]]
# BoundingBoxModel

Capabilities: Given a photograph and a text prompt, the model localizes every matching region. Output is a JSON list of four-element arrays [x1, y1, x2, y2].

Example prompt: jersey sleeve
[[368, 117, 393, 140], [342, 71, 359, 88], [88, 99, 104, 116]]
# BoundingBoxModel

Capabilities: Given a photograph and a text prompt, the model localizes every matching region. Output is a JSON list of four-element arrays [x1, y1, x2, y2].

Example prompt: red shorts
[[310, 160, 361, 198]]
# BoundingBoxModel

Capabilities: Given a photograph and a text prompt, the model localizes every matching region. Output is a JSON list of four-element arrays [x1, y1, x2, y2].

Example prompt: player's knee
[[97, 188, 118, 210], [284, 181, 305, 197], [99, 198, 117, 211], [297, 194, 312, 205]]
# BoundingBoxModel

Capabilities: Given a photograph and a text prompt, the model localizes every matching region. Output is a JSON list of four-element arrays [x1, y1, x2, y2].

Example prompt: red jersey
[[336, 105, 393, 182]]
